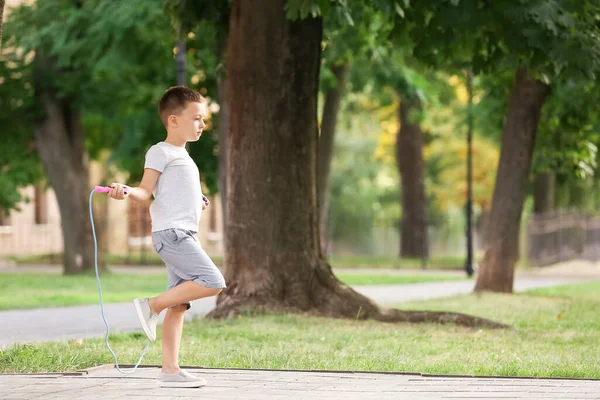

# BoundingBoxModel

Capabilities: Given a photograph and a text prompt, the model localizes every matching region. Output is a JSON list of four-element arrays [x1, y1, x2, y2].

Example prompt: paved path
[[2, 366, 599, 399], [0, 276, 588, 348], [353, 276, 585, 304]]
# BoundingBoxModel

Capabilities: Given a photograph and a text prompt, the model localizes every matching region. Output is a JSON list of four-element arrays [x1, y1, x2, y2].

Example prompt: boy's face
[[170, 101, 207, 142]]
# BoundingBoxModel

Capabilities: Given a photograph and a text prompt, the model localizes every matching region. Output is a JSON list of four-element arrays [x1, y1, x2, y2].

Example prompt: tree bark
[[317, 62, 349, 253], [475, 68, 549, 293], [533, 171, 555, 214], [206, 0, 507, 330], [33, 55, 99, 275], [397, 95, 428, 259], [477, 210, 490, 249]]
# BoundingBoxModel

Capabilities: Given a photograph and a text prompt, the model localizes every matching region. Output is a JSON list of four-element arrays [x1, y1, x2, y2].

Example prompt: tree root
[[374, 307, 509, 329], [206, 261, 510, 329], [206, 290, 509, 329]]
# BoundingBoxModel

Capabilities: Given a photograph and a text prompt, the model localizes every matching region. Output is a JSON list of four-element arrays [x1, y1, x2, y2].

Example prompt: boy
[[109, 86, 226, 388]]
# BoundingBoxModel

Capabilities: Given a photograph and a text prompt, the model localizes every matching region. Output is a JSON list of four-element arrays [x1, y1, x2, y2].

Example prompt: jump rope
[[90, 185, 150, 375]]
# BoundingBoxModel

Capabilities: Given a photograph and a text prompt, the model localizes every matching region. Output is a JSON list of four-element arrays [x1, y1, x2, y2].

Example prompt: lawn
[[0, 272, 464, 310], [9, 253, 474, 270], [2, 281, 599, 378]]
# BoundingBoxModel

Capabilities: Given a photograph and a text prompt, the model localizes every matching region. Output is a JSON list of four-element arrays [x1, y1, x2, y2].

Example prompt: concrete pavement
[[1, 366, 599, 400]]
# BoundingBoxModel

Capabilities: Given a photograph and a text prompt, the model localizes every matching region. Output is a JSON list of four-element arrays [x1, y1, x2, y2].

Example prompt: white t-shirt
[[144, 142, 203, 232]]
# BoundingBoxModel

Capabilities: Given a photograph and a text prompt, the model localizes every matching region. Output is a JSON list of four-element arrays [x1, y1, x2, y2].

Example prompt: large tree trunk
[[475, 68, 549, 293], [207, 0, 506, 329], [317, 62, 349, 253], [397, 95, 428, 259], [533, 171, 555, 214], [33, 55, 99, 275]]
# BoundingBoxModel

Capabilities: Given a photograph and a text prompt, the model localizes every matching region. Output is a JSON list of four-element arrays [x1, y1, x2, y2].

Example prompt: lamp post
[[465, 69, 475, 277], [176, 39, 187, 86]]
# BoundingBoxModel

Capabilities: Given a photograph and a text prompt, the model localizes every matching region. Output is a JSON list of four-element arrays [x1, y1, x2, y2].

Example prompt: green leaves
[[406, 0, 600, 80], [370, 0, 408, 17], [394, 3, 404, 17], [533, 79, 600, 181], [321, 2, 393, 74], [285, 0, 333, 19], [0, 0, 223, 208], [0, 45, 43, 210], [285, 0, 407, 21]]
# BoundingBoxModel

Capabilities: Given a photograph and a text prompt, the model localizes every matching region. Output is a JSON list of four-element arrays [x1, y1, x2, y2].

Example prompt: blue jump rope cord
[[89, 189, 151, 375]]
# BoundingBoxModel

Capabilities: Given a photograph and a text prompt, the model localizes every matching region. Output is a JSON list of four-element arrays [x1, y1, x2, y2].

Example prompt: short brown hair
[[158, 86, 205, 127]]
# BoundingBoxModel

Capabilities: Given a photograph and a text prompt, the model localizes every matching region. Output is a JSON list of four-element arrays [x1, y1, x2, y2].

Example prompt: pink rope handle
[[94, 185, 129, 194]]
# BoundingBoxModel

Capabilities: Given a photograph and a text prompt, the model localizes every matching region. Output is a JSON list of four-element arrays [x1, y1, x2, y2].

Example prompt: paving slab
[[1, 366, 599, 400]]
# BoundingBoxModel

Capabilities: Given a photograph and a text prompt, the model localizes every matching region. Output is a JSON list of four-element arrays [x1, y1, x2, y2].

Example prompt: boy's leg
[[148, 229, 225, 315], [150, 281, 222, 315], [157, 302, 207, 388], [161, 304, 187, 374]]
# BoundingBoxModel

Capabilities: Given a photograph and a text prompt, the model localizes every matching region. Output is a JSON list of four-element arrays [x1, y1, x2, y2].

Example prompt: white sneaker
[[158, 370, 207, 388], [133, 298, 159, 341]]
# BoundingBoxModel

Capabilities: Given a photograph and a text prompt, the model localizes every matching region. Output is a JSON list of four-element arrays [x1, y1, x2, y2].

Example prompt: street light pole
[[465, 69, 475, 277], [176, 39, 187, 86]]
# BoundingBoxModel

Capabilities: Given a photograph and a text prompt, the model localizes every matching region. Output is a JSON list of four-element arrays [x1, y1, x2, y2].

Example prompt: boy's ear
[[168, 114, 178, 126]]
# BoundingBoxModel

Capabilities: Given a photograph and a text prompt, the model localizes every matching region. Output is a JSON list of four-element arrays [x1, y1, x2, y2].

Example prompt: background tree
[[2, 0, 219, 273], [369, 57, 431, 260], [395, 85, 428, 259]]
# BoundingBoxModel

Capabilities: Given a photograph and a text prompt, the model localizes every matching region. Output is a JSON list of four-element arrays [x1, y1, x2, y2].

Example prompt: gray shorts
[[152, 228, 226, 309]]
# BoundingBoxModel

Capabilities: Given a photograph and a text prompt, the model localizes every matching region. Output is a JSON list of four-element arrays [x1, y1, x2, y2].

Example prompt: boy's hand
[[109, 183, 129, 200], [202, 195, 210, 210]]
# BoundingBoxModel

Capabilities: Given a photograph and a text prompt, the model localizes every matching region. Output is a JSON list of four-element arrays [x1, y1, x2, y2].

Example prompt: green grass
[[0, 273, 169, 311], [8, 253, 474, 270], [2, 281, 599, 378], [0, 272, 462, 310], [335, 273, 465, 286], [329, 255, 472, 269], [8, 253, 180, 266]]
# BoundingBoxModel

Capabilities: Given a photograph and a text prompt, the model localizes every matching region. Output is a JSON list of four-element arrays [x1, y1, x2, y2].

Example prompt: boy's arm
[[109, 168, 161, 205]]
